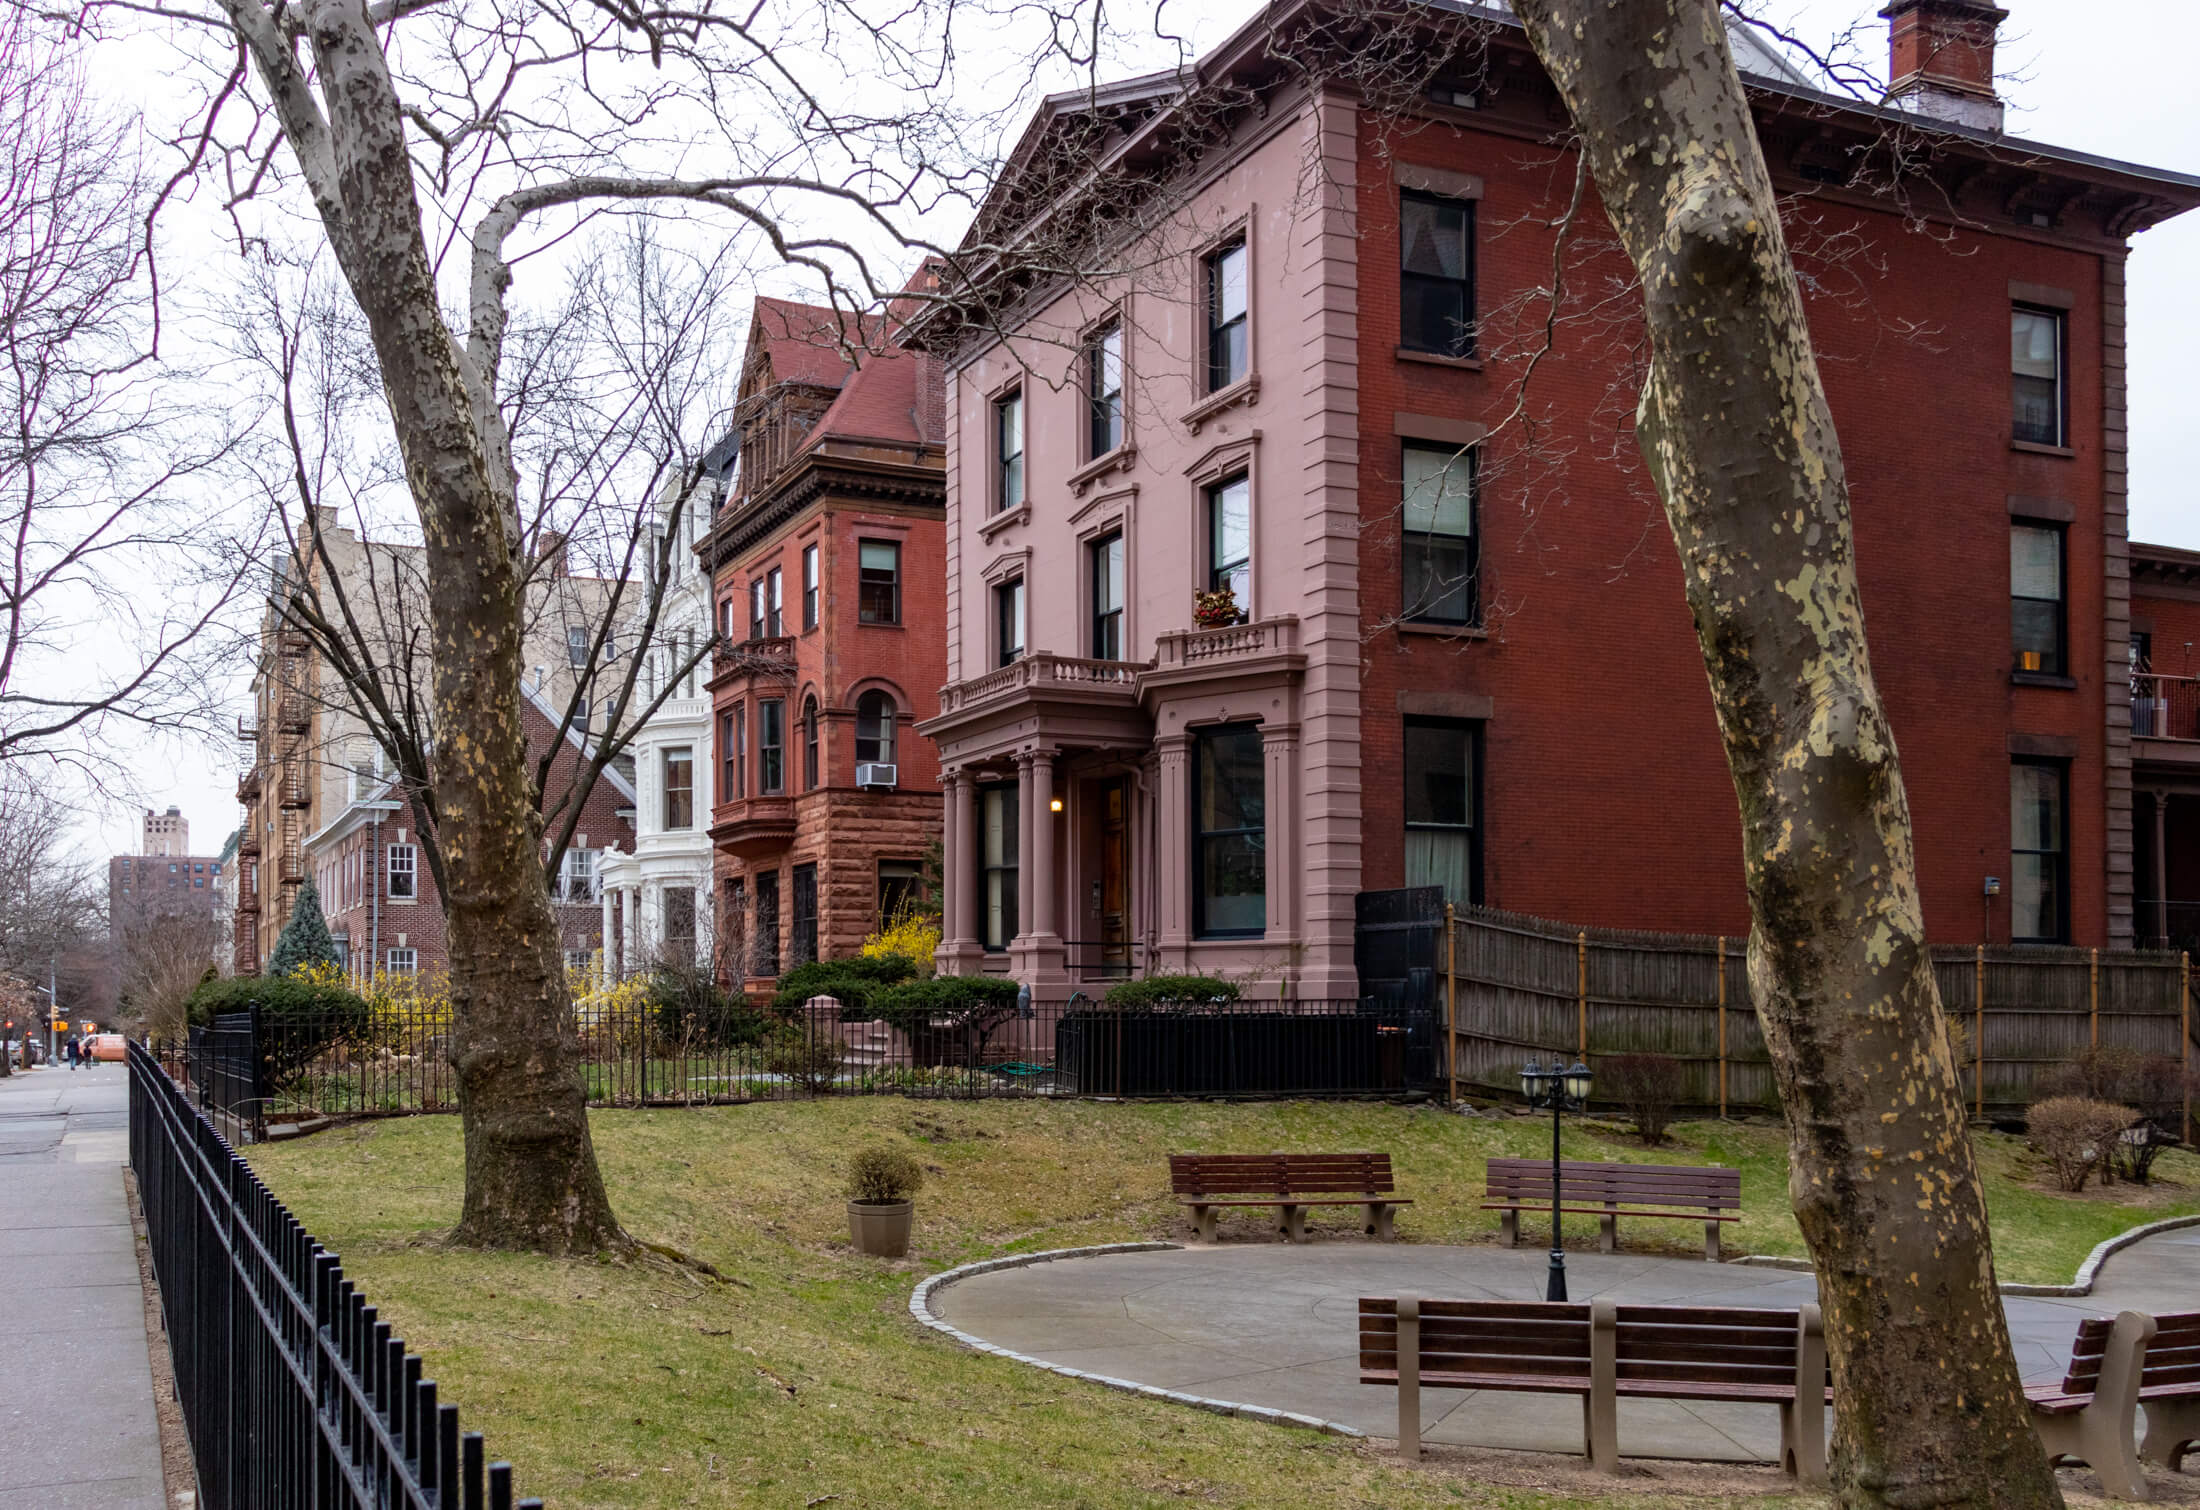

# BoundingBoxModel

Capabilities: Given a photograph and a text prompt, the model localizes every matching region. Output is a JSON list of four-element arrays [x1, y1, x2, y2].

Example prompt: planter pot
[[848, 1199, 914, 1257]]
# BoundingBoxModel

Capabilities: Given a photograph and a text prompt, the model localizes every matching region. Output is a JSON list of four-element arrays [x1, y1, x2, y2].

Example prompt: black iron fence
[[159, 998, 1441, 1120], [129, 1042, 539, 1509], [187, 1011, 266, 1139]]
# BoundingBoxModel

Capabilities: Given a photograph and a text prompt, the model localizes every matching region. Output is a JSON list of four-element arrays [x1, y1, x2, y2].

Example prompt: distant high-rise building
[[142, 806, 189, 856]]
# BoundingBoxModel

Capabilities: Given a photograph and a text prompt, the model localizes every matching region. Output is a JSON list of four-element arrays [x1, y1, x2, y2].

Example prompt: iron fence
[[161, 997, 1441, 1121], [187, 1011, 266, 1139], [129, 1042, 538, 1509]]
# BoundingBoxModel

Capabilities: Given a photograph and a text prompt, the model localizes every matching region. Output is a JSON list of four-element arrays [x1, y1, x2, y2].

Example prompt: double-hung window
[[2011, 523, 2066, 676], [1402, 442, 1478, 624], [1207, 240, 1248, 391], [802, 696, 820, 790], [387, 843, 417, 901], [758, 699, 785, 794], [995, 391, 1024, 512], [2011, 306, 2065, 447], [731, 705, 747, 798], [1087, 322, 1124, 457], [566, 625, 589, 667], [997, 577, 1025, 666], [560, 847, 598, 903], [858, 540, 901, 624], [663, 746, 694, 829], [1404, 719, 1481, 904], [855, 691, 896, 767], [1090, 532, 1124, 660], [767, 568, 783, 636], [386, 948, 417, 976], [753, 870, 780, 975], [2010, 760, 2068, 944], [1193, 724, 1266, 937], [1207, 474, 1250, 616], [718, 711, 738, 802], [801, 544, 819, 630], [749, 579, 766, 641], [1400, 190, 1476, 358], [978, 783, 1019, 951]]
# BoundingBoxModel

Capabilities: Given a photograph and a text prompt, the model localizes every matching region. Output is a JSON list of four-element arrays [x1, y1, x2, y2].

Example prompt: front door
[[1100, 777, 1131, 974]]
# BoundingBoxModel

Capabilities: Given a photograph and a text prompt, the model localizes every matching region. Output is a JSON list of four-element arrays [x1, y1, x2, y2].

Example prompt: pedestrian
[[63, 1036, 76, 1070]]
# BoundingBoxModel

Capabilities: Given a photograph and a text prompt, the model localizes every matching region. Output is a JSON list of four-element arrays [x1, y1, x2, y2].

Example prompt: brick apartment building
[[699, 297, 946, 986], [912, 0, 2200, 994], [2132, 539, 2200, 948]]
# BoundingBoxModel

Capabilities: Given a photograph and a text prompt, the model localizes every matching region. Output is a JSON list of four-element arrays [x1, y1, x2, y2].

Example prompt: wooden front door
[[1100, 777, 1131, 974]]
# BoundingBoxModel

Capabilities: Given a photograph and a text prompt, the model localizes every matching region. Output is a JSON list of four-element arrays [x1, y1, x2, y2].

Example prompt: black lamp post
[[1519, 1057, 1594, 1301]]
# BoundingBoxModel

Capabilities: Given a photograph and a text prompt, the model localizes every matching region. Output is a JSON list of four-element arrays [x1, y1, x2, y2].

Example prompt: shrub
[[771, 956, 918, 1018], [184, 973, 373, 1092], [870, 976, 1022, 1033], [648, 962, 771, 1048], [846, 1145, 924, 1204], [1600, 1051, 1686, 1146], [2026, 1096, 2138, 1193], [1100, 975, 1241, 1012], [862, 902, 941, 974], [764, 1022, 843, 1093]]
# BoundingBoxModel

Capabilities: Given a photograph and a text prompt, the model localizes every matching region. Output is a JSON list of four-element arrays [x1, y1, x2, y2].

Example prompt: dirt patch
[[125, 1168, 199, 1509]]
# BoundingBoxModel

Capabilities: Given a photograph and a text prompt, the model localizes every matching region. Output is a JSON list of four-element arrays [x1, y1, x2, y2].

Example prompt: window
[[663, 747, 694, 829], [878, 859, 924, 922], [2010, 523, 2066, 677], [664, 886, 698, 962], [802, 696, 820, 791], [2012, 306, 2065, 447], [767, 567, 783, 636], [855, 690, 896, 767], [732, 705, 748, 799], [750, 579, 766, 641], [790, 864, 818, 967], [996, 577, 1025, 666], [802, 543, 819, 630], [753, 870, 780, 975], [387, 844, 417, 901], [721, 598, 738, 641], [386, 948, 417, 976], [566, 625, 589, 667], [1402, 442, 1478, 624], [2011, 760, 2069, 944], [1194, 724, 1266, 937], [1207, 474, 1250, 615], [995, 391, 1024, 512], [564, 949, 592, 971], [560, 847, 598, 903], [1400, 190, 1476, 358], [724, 877, 747, 975], [572, 695, 590, 735], [1207, 239, 1248, 391], [758, 699, 785, 794], [858, 540, 901, 624], [1404, 719, 1481, 904], [979, 783, 1019, 951], [1087, 322, 1124, 457], [1090, 532, 1124, 660], [719, 711, 738, 802]]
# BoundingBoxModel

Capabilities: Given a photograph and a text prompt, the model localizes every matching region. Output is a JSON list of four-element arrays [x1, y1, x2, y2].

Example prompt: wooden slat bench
[[1359, 1295, 1828, 1486], [2024, 1310, 2159, 1500], [1169, 1152, 1411, 1242], [2140, 1309, 2200, 1474], [1483, 1158, 1741, 1261]]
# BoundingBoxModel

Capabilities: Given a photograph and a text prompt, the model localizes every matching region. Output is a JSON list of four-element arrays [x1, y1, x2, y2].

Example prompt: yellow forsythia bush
[[861, 902, 940, 974]]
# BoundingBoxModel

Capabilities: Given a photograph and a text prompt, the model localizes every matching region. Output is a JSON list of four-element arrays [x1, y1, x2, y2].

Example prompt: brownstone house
[[700, 296, 946, 986]]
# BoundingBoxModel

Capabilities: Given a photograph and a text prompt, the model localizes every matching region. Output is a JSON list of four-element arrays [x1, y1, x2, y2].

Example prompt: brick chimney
[[1879, 0, 2007, 133]]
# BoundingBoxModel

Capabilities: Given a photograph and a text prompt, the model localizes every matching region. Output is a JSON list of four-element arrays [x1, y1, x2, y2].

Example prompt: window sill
[[2010, 670, 2077, 690], [978, 502, 1031, 543], [2010, 440, 2075, 458], [1068, 444, 1137, 497], [1181, 373, 1261, 435], [856, 620, 907, 632], [1397, 620, 1489, 642], [1395, 347, 1484, 373]]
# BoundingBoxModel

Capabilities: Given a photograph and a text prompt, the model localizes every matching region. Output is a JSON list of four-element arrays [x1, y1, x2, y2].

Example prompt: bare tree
[[1506, 2, 2054, 1504]]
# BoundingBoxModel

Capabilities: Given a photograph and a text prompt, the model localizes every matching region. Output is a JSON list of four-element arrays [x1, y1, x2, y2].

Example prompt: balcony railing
[[1152, 614, 1300, 669], [936, 651, 1146, 717], [713, 636, 795, 680], [236, 766, 262, 803], [234, 715, 259, 742], [276, 695, 310, 733], [2131, 673, 2200, 742]]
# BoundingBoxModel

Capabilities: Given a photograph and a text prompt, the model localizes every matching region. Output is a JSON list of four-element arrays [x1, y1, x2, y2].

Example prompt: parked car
[[87, 1033, 126, 1062]]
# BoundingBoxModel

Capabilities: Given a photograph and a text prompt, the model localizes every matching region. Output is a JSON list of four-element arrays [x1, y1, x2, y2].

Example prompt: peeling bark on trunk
[[1508, 4, 2058, 1504]]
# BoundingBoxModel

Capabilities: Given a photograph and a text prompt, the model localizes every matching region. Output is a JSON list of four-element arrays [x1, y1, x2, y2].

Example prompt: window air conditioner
[[855, 763, 898, 790]]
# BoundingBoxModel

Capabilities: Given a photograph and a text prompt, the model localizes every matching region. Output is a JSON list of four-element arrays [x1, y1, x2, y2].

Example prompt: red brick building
[[2131, 539, 2200, 947], [700, 297, 946, 986], [914, 0, 2200, 996]]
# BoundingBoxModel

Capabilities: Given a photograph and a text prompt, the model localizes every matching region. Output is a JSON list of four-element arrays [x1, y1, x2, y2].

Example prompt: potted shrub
[[1193, 586, 1242, 629], [846, 1145, 924, 1257]]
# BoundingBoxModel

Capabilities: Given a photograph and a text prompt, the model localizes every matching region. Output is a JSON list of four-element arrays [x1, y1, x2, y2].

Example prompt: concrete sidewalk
[[929, 1230, 2200, 1466], [0, 1063, 167, 1509]]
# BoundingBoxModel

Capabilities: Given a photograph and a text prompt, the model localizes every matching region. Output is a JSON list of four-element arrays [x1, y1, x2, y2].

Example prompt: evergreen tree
[[267, 880, 339, 978]]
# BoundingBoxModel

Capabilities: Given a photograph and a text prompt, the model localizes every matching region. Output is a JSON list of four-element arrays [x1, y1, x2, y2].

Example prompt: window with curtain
[[1087, 322, 1124, 457], [979, 783, 1019, 951], [2011, 760, 2068, 944], [2010, 523, 2066, 676], [855, 691, 896, 766], [662, 747, 694, 829], [1402, 442, 1477, 623], [1207, 240, 1248, 391], [758, 700, 785, 794], [802, 544, 819, 629], [1400, 190, 1476, 357], [1194, 724, 1265, 937], [997, 577, 1025, 666], [1404, 719, 1481, 904], [802, 696, 819, 790], [858, 540, 901, 623], [2011, 306, 2064, 446], [995, 391, 1024, 511], [1207, 473, 1250, 614], [1090, 532, 1124, 659]]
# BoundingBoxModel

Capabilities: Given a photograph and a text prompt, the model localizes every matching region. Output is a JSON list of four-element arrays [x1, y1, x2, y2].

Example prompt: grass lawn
[[247, 1100, 2200, 1509]]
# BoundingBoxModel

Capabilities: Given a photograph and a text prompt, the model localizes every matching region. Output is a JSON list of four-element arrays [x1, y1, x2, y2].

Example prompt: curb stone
[[1733, 1211, 2200, 1298], [908, 1241, 1365, 1437]]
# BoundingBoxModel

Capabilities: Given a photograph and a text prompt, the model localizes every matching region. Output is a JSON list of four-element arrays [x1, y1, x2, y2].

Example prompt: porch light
[[1562, 1060, 1593, 1104], [1518, 1059, 1541, 1100], [1049, 797, 1064, 813]]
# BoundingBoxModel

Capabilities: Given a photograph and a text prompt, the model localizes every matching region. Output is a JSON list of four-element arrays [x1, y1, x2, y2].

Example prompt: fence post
[[1576, 932, 1588, 1062], [2183, 952, 2192, 1148], [1444, 903, 1457, 1109], [2090, 947, 2100, 1051], [1716, 936, 1727, 1121], [1974, 944, 1985, 1121]]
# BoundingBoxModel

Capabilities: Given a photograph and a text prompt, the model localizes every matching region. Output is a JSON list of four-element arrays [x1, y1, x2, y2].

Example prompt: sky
[[72, 0, 2200, 865]]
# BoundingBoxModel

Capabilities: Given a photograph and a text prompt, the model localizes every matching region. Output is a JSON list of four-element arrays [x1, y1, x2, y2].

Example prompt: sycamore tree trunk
[[1508, 4, 2058, 1505], [223, 0, 622, 1254]]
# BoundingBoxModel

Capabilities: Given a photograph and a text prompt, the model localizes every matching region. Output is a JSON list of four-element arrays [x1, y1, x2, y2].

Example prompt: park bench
[[2140, 1309, 2200, 1475], [1168, 1152, 1411, 1242], [2024, 1310, 2160, 1500], [1483, 1157, 1741, 1261], [1359, 1295, 1828, 1486]]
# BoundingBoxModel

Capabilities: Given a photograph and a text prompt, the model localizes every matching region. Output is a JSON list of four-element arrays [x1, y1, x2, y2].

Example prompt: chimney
[[535, 529, 568, 579], [1879, 0, 2007, 133]]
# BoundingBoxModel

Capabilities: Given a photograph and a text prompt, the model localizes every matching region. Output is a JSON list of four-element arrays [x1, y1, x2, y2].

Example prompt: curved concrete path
[[929, 1229, 2200, 1464]]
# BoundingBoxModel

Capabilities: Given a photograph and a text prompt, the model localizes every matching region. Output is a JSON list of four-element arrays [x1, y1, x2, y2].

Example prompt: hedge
[[183, 975, 374, 1091], [1098, 975, 1242, 1012], [869, 976, 1022, 1033], [771, 955, 919, 1018]]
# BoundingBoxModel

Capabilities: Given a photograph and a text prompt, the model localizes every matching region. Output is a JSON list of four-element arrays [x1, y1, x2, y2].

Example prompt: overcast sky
[[75, 0, 2199, 865]]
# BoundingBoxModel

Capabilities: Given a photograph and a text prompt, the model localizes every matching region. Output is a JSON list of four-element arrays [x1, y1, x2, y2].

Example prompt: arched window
[[802, 696, 820, 790], [855, 690, 896, 767]]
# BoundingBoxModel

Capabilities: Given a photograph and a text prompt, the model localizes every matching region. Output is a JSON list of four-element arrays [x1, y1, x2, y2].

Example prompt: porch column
[[1025, 749, 1066, 988], [1008, 753, 1038, 978], [2155, 790, 2172, 946], [938, 769, 985, 974], [599, 882, 615, 987], [1262, 723, 1301, 950], [1155, 734, 1192, 968], [619, 885, 636, 977]]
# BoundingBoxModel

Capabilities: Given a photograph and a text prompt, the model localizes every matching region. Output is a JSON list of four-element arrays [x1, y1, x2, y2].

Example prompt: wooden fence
[[1441, 904, 2195, 1129]]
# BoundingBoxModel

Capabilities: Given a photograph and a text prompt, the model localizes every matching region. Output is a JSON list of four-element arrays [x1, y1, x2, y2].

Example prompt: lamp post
[[1519, 1057, 1594, 1301]]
